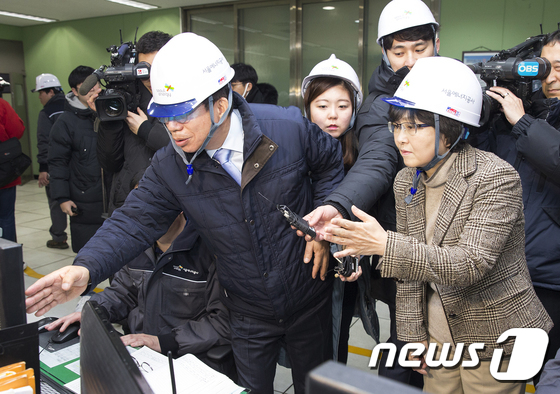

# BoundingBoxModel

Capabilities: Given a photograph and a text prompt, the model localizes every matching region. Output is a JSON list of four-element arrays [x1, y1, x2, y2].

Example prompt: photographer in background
[[471, 29, 560, 383], [48, 66, 103, 253], [94, 31, 172, 214], [32, 73, 68, 249]]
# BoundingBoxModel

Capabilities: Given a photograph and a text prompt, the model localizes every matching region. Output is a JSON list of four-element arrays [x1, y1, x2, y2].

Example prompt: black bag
[[0, 138, 32, 188]]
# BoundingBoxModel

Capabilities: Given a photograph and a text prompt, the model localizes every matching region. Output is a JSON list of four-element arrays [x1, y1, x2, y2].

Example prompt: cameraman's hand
[[125, 108, 149, 135], [60, 200, 77, 216], [38, 172, 49, 188], [87, 91, 99, 112], [486, 87, 525, 126]]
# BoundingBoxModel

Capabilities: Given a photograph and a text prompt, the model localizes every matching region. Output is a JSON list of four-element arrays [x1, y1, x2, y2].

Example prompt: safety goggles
[[158, 105, 205, 125]]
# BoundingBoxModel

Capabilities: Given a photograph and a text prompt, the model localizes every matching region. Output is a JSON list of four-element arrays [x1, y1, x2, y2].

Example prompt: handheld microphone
[[78, 66, 105, 95]]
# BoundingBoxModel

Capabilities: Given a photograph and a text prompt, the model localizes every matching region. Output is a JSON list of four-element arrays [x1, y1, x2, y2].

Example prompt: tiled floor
[[17, 180, 386, 393]]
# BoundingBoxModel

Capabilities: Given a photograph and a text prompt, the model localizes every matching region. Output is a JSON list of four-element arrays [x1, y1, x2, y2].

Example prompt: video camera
[[468, 33, 552, 127], [78, 30, 150, 121]]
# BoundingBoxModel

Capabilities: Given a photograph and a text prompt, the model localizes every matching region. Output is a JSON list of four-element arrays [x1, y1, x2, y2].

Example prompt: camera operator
[[92, 31, 172, 214], [471, 29, 560, 383]]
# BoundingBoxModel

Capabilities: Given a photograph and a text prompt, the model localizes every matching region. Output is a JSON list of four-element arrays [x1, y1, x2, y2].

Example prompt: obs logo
[[518, 62, 540, 76]]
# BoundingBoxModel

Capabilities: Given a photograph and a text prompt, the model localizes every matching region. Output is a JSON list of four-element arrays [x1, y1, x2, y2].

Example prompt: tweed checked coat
[[380, 145, 552, 360]]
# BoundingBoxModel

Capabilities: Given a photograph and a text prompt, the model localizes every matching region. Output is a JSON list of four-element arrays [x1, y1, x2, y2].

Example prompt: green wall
[[0, 23, 23, 41], [0, 8, 181, 173], [440, 0, 560, 60]]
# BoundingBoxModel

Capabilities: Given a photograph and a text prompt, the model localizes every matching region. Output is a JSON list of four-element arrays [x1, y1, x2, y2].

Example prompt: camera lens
[[103, 98, 124, 117]]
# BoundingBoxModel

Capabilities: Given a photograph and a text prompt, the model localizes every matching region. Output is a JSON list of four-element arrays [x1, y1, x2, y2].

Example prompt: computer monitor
[[80, 301, 154, 394], [306, 361, 423, 394], [0, 238, 26, 329]]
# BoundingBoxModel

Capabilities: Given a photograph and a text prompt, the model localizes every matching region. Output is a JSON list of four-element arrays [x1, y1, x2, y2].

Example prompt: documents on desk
[[40, 343, 80, 369], [131, 347, 246, 394]]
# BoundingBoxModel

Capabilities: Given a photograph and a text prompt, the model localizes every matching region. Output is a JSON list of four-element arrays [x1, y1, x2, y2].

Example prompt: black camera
[[468, 34, 552, 127], [79, 31, 150, 121]]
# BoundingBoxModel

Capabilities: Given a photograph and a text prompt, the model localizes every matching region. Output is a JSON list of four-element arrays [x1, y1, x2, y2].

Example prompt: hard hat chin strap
[[164, 86, 234, 186]]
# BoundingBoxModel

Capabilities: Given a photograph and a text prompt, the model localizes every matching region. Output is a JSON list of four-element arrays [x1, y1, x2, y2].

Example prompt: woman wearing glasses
[[324, 56, 552, 393]]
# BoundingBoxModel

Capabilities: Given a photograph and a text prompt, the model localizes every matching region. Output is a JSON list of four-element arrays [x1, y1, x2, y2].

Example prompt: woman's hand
[[410, 340, 429, 375], [324, 205, 388, 257]]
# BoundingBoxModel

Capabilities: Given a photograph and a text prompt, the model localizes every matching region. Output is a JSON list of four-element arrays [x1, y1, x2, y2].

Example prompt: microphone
[[78, 73, 100, 95]]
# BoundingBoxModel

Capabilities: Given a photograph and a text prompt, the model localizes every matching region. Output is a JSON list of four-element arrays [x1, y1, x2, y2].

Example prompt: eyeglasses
[[132, 356, 153, 373], [158, 106, 203, 125], [388, 122, 431, 136]]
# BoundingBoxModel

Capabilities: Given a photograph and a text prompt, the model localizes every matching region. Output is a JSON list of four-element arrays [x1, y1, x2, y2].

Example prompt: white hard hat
[[383, 56, 482, 127], [377, 0, 439, 45], [147, 32, 235, 118], [302, 54, 363, 108], [32, 73, 61, 92], [0, 77, 9, 86]]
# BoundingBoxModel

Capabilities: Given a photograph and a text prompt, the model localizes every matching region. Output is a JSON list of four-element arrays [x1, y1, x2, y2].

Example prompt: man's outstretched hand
[[25, 266, 91, 317], [298, 205, 342, 241]]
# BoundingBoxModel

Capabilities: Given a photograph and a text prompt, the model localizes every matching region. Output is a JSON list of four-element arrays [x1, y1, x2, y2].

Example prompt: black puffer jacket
[[37, 93, 65, 172], [48, 92, 104, 251], [324, 61, 406, 307], [325, 61, 405, 230], [469, 89, 560, 291], [96, 82, 169, 213]]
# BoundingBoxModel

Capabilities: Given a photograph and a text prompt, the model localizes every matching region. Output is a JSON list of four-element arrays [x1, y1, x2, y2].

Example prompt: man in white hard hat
[[26, 33, 344, 394], [300, 0, 439, 387], [32, 73, 69, 249]]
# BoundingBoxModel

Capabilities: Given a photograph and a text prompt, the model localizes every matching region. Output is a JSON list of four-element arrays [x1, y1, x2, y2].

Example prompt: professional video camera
[[78, 30, 150, 121], [468, 33, 552, 127]]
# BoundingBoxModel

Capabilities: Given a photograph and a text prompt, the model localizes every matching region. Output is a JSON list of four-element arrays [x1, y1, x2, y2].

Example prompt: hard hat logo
[[404, 80, 410, 87], [331, 65, 339, 70], [218, 76, 226, 84], [165, 85, 174, 92], [446, 107, 461, 117]]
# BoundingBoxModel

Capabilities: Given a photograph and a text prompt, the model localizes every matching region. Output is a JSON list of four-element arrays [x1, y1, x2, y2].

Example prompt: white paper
[[39, 343, 80, 368], [143, 352, 245, 394], [65, 359, 80, 375], [65, 378, 81, 394]]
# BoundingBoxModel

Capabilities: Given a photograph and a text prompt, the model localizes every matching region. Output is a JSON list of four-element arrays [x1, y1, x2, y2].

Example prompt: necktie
[[214, 148, 241, 185]]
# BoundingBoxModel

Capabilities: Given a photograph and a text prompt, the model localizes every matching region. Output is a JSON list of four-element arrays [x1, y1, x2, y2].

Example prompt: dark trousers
[[45, 185, 67, 242], [0, 186, 17, 242], [378, 301, 424, 389], [533, 286, 560, 385], [229, 293, 332, 394], [337, 280, 359, 364]]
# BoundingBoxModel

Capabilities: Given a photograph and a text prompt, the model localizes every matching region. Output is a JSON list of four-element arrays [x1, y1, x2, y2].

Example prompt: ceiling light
[[323, 6, 335, 11], [106, 0, 158, 10], [0, 11, 56, 23]]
